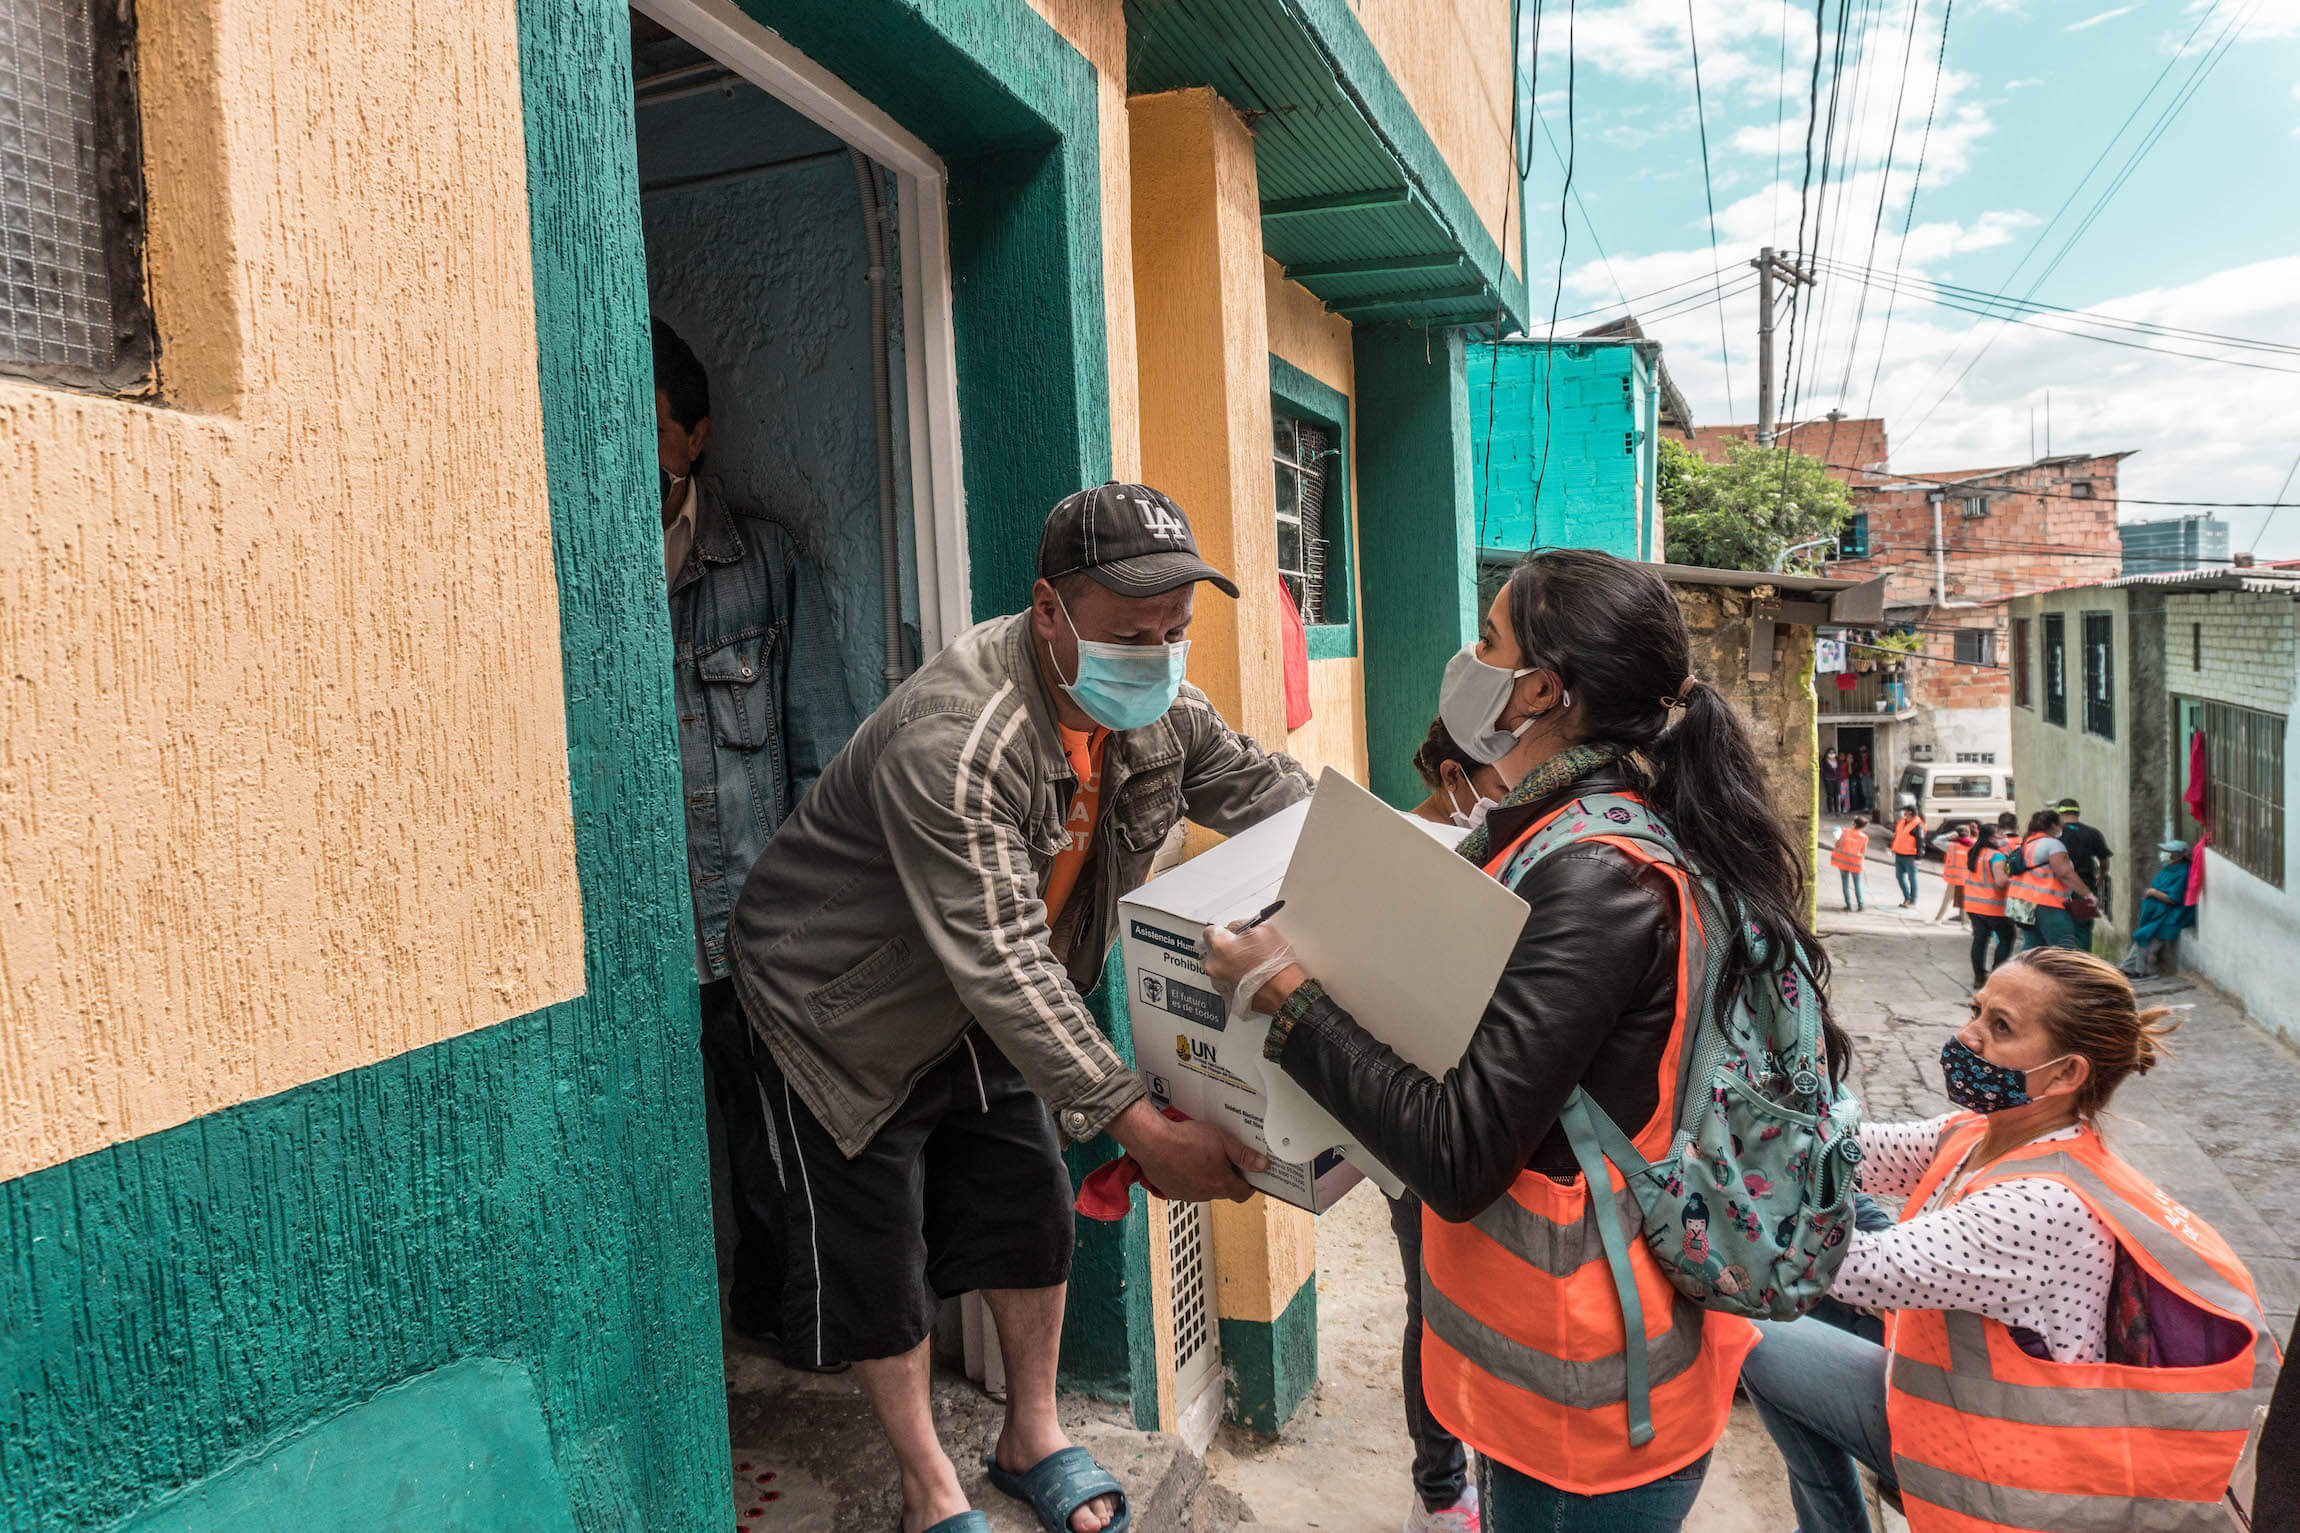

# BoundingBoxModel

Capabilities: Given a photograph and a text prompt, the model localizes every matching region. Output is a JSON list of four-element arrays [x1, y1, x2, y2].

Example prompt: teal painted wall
[[0, 3, 730, 1526], [1217, 1275, 1318, 1437], [1468, 339, 1657, 562], [1355, 324, 1476, 810], [0, 0, 1145, 1525]]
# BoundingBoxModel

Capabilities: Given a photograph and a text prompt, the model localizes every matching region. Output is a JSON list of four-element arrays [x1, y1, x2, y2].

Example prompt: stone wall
[[1672, 581, 1818, 880]]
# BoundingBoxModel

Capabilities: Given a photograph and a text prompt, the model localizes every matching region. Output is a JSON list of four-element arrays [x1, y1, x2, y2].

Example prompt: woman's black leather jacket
[[1272, 762, 1682, 1222]]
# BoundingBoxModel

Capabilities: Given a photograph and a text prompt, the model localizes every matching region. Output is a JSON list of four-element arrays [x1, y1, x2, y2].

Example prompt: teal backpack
[[1492, 793, 1866, 1446]]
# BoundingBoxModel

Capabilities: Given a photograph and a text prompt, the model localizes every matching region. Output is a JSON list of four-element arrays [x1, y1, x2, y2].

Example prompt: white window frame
[[633, 0, 970, 656]]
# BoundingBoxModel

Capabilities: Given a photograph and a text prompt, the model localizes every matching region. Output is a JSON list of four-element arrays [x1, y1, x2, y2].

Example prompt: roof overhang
[[1127, 0, 1530, 331]]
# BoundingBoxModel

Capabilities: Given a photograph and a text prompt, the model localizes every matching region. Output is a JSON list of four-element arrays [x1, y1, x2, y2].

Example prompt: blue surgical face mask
[[1940, 1037, 2070, 1114], [1052, 591, 1189, 731]]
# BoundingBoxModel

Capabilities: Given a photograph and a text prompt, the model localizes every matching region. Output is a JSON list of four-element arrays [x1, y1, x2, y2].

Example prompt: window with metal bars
[[2043, 614, 2067, 727], [2082, 612, 2114, 740], [1952, 627, 1996, 667], [1273, 411, 1335, 624], [2182, 699, 2285, 888], [1, 0, 154, 391]]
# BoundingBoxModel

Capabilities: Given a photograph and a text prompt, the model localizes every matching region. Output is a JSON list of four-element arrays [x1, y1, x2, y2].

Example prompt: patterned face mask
[[1939, 1038, 2070, 1113]]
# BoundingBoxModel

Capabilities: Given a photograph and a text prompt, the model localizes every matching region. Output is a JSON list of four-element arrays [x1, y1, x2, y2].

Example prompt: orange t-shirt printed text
[[1040, 725, 1110, 922]]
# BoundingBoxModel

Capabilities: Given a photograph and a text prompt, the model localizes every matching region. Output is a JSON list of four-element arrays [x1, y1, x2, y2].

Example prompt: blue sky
[[1514, 0, 2300, 557]]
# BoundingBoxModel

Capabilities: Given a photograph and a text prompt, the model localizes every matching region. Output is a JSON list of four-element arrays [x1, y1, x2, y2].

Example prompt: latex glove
[[1200, 920, 1308, 1016]]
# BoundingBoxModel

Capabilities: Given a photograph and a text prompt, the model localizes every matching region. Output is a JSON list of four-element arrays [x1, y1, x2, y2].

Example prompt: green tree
[[1660, 440, 1854, 573]]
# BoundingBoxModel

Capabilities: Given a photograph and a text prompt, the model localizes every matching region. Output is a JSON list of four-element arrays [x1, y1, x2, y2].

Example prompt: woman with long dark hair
[[1204, 548, 1851, 1530]]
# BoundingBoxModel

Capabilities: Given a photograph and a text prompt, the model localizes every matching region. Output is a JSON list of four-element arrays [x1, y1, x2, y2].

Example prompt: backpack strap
[[1500, 793, 1715, 1451], [1557, 1090, 1660, 1447]]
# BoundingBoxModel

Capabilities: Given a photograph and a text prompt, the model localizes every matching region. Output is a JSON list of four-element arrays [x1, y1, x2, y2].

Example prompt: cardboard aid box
[[1116, 801, 1364, 1212]]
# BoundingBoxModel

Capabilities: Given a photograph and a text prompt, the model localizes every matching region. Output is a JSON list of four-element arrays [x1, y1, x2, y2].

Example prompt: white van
[[1894, 764, 2016, 855]]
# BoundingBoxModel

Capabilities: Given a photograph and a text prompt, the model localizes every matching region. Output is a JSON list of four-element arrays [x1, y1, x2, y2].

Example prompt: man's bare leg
[[853, 1338, 970, 1533], [984, 1283, 1118, 1533]]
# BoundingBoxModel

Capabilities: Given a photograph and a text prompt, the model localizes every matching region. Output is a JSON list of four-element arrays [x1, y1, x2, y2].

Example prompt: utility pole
[[1751, 246, 1816, 446]]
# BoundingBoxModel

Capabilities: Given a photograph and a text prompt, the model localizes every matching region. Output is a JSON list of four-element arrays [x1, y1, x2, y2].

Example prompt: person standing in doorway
[[1831, 815, 1871, 911], [1889, 807, 1924, 907], [1821, 747, 1845, 818], [2053, 798, 2113, 953], [728, 484, 1309, 1533], [1963, 824, 2016, 986], [654, 319, 857, 1353]]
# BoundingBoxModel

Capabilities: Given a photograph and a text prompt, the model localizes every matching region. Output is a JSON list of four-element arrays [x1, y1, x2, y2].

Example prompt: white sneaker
[[1403, 1484, 1480, 1533]]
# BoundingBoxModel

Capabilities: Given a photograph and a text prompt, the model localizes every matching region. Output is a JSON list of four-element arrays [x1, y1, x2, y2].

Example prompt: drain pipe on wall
[[851, 148, 909, 687], [1931, 492, 1981, 609]]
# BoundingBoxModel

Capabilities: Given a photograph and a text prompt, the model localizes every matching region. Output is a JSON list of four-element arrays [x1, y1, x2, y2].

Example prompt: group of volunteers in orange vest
[[1205, 549, 2278, 1533]]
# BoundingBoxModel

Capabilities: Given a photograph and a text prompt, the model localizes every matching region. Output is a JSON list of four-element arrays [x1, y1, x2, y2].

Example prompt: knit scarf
[[1452, 741, 1627, 867]]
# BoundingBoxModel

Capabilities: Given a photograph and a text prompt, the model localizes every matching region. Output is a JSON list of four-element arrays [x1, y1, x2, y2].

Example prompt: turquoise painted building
[[1467, 328, 1688, 564]]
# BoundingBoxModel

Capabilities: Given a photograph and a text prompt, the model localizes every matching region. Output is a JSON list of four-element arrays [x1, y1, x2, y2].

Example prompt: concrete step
[[724, 1336, 1251, 1533]]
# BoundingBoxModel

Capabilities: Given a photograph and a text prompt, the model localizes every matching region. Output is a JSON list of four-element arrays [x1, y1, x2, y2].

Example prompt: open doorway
[[623, 2, 985, 1502]]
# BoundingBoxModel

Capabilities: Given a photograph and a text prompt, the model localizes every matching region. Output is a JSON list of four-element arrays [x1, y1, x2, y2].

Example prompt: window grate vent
[[0, 0, 151, 390]]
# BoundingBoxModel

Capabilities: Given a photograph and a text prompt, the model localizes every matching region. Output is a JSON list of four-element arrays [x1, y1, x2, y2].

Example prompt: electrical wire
[[1685, 0, 1735, 421], [1529, 0, 1578, 520], [1478, 0, 1542, 550], [1864, 0, 1951, 418], [2248, 447, 2300, 552], [1835, 0, 1925, 403], [1814, 256, 2300, 358], [1820, 460, 2300, 509], [1891, 1, 2244, 448]]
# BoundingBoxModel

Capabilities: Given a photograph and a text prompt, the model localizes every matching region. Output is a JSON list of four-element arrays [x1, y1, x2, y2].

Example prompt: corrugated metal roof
[[1127, 0, 1526, 329], [2106, 565, 2300, 594]]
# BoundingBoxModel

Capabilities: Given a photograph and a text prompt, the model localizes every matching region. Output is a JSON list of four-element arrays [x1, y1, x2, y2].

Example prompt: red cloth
[[2188, 830, 2209, 907], [2185, 729, 2209, 826], [1278, 577, 1313, 732], [1073, 1106, 1192, 1221], [1836, 671, 1857, 691]]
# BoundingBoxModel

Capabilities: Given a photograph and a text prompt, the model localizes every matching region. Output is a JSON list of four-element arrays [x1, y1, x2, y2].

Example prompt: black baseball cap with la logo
[[1037, 482, 1240, 599]]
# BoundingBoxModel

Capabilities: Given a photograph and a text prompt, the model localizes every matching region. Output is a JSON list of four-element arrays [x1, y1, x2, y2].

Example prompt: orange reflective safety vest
[[1943, 842, 1971, 888], [1418, 799, 1757, 1495], [1961, 852, 2009, 919], [1886, 1115, 2279, 1532], [1830, 828, 1870, 872], [1892, 819, 1923, 856], [2006, 833, 2068, 910]]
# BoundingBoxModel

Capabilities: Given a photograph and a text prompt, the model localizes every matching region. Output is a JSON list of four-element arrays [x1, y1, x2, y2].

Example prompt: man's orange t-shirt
[[1040, 725, 1110, 922]]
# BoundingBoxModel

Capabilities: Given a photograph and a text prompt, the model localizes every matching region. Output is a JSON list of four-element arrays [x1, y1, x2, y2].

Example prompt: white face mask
[[1439, 643, 1553, 765], [1445, 780, 1500, 830]]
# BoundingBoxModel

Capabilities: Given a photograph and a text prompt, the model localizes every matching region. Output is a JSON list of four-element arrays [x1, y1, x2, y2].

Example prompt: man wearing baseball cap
[[727, 484, 1309, 1533]]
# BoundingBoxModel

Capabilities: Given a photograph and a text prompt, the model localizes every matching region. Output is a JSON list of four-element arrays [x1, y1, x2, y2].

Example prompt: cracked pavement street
[[1818, 826, 2300, 1342]]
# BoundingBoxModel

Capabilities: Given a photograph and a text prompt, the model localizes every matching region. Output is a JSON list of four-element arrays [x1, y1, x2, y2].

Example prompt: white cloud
[[2005, 77, 2045, 89], [2065, 5, 2141, 33]]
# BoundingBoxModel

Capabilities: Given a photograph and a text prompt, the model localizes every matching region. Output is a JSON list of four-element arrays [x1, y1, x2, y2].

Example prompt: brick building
[[1678, 410, 2129, 808], [1831, 451, 2130, 774]]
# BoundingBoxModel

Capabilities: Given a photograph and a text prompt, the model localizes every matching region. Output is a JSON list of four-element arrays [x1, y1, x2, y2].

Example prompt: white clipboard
[[1222, 770, 1529, 1196]]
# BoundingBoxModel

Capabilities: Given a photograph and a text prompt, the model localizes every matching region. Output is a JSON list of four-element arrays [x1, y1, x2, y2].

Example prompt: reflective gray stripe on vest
[[1896, 1459, 2227, 1532], [1422, 1279, 1704, 1410], [1467, 1181, 1648, 1279], [1889, 1311, 2266, 1432]]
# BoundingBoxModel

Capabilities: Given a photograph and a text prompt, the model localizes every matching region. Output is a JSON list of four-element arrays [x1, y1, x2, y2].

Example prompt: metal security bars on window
[[2043, 614, 2067, 728], [2082, 612, 2115, 741], [1274, 412, 1332, 624], [0, 0, 153, 391], [2188, 699, 2285, 889]]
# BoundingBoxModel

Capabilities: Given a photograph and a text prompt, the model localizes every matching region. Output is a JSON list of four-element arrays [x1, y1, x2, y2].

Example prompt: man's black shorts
[[757, 1027, 1075, 1367]]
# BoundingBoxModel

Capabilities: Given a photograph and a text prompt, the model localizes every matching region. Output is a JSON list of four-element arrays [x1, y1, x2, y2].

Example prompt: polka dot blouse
[[1833, 1114, 2116, 1364]]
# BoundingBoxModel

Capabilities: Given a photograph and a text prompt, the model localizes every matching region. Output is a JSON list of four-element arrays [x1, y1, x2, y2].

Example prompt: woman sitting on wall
[[2119, 839, 2198, 980], [1739, 948, 2278, 1532]]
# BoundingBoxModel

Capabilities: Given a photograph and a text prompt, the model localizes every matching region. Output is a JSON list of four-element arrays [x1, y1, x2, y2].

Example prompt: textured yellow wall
[[0, 0, 583, 1180], [1264, 260, 1368, 788], [1354, 0, 1522, 264], [1130, 88, 1286, 748]]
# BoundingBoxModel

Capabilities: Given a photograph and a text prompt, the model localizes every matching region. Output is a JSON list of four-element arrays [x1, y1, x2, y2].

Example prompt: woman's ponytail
[[1501, 551, 1846, 1078]]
